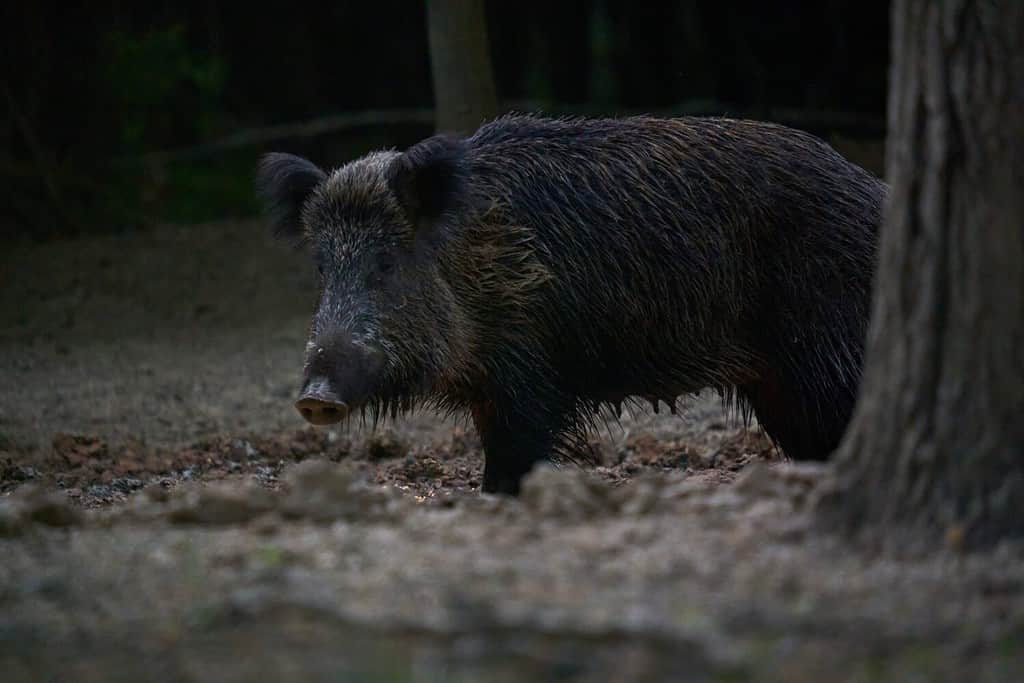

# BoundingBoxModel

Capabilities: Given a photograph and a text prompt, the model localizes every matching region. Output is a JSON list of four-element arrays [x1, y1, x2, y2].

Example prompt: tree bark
[[426, 0, 498, 135], [817, 0, 1024, 549]]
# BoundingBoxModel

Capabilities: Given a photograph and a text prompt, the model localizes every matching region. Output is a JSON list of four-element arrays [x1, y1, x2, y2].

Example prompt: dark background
[[0, 1, 889, 240]]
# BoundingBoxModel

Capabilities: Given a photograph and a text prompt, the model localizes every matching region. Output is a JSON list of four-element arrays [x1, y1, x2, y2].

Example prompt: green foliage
[[31, 25, 241, 231], [100, 24, 227, 152]]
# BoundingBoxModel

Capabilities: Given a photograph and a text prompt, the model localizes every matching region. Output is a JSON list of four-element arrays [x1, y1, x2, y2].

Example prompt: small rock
[[112, 477, 145, 494], [86, 484, 113, 501]]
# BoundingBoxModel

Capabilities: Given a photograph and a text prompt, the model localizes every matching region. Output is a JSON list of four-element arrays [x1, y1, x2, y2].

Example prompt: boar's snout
[[295, 397, 349, 425], [295, 390, 349, 426], [296, 333, 385, 425]]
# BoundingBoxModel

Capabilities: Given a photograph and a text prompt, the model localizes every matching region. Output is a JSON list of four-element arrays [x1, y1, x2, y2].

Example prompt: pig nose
[[295, 378, 349, 425], [295, 396, 349, 425]]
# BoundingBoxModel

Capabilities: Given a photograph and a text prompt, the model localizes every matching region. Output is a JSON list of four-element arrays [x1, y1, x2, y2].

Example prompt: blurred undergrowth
[[102, 25, 228, 152], [101, 26, 250, 228], [1, 22, 431, 240], [1, 3, 887, 242], [3, 24, 251, 239]]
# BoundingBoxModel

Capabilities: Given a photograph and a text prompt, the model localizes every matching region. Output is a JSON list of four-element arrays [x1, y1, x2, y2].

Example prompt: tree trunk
[[816, 0, 1024, 549], [426, 0, 498, 135]]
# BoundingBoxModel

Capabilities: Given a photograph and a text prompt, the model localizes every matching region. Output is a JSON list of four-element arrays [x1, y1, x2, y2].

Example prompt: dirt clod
[[281, 459, 404, 522], [0, 484, 81, 535], [168, 482, 275, 526], [520, 465, 617, 520]]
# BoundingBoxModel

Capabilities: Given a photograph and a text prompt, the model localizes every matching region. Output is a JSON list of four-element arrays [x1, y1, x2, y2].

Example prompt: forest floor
[[1, 219, 1022, 681]]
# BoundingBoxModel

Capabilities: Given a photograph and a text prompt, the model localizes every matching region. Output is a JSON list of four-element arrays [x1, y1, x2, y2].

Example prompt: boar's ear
[[256, 153, 327, 244], [386, 135, 466, 228]]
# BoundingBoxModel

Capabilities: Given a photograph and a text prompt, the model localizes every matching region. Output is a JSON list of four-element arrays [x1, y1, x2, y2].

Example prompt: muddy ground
[[1, 220, 1022, 681]]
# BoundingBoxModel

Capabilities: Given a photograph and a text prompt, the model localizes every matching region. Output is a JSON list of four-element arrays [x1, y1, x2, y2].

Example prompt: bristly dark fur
[[256, 153, 327, 244], [264, 113, 885, 494]]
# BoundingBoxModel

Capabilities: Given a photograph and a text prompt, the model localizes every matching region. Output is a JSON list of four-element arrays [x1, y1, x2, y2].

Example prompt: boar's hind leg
[[471, 401, 556, 495]]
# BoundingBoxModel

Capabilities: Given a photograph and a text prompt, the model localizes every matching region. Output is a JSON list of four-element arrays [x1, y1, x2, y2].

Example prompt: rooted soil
[[1, 221, 1021, 681]]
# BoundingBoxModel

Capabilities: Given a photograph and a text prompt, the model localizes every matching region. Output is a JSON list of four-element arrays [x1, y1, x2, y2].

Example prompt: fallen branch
[[134, 108, 435, 165], [125, 103, 886, 166]]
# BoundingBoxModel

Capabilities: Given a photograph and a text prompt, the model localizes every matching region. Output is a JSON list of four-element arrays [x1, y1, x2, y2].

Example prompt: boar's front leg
[[471, 400, 555, 495]]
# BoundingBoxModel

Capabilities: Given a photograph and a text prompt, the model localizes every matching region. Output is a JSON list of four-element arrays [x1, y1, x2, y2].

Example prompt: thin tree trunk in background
[[816, 0, 1024, 549], [426, 0, 497, 135]]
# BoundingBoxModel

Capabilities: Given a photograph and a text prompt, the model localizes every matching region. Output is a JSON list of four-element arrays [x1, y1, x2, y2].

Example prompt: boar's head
[[257, 137, 471, 425]]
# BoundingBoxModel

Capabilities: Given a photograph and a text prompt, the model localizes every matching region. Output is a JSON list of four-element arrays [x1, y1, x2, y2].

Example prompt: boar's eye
[[376, 253, 395, 275], [364, 253, 395, 289]]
